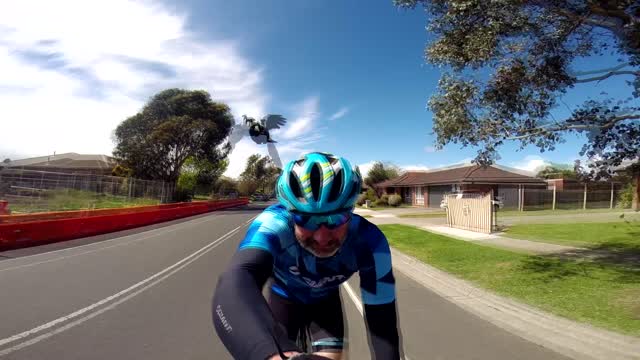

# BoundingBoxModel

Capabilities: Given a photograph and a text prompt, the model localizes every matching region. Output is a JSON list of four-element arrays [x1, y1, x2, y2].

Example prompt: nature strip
[[0, 199, 248, 251]]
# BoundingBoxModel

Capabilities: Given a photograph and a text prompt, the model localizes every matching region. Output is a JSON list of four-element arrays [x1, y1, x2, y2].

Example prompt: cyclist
[[212, 152, 401, 360]]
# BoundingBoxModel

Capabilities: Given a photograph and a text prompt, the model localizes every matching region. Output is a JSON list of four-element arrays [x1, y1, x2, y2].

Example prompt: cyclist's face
[[294, 221, 350, 258]]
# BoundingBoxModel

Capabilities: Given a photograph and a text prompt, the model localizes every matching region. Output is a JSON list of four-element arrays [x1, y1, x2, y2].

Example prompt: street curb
[[390, 247, 640, 360]]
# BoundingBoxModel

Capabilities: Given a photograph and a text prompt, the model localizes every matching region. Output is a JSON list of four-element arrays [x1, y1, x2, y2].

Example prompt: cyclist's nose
[[312, 226, 332, 245]]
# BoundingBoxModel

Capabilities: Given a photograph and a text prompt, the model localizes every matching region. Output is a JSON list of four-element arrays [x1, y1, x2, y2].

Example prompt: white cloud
[[0, 0, 266, 159], [400, 164, 429, 172], [329, 107, 349, 121], [357, 161, 376, 179], [280, 97, 320, 140], [510, 155, 551, 173]]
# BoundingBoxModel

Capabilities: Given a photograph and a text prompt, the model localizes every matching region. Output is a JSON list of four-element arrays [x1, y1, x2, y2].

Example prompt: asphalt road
[[0, 204, 568, 360]]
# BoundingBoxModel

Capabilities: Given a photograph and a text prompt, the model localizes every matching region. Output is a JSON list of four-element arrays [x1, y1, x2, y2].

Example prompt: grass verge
[[380, 224, 640, 336], [504, 222, 640, 250], [9, 189, 160, 213], [498, 208, 632, 217]]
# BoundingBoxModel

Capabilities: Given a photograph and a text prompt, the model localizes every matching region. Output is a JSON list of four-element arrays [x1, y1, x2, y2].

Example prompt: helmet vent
[[289, 173, 304, 199], [310, 163, 322, 201], [328, 169, 343, 202]]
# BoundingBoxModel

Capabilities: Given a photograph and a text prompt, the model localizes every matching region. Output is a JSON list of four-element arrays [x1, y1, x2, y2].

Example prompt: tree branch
[[575, 70, 640, 83], [571, 63, 629, 76], [505, 114, 640, 140]]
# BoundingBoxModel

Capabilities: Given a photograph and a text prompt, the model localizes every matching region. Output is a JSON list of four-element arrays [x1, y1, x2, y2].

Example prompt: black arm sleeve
[[364, 301, 401, 360], [212, 248, 300, 360]]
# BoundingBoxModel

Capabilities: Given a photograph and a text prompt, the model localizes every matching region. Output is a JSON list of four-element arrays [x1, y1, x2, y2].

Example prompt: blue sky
[[1, 0, 636, 178]]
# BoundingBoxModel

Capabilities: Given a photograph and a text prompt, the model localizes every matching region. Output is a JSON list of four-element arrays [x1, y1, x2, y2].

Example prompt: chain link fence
[[0, 168, 175, 213]]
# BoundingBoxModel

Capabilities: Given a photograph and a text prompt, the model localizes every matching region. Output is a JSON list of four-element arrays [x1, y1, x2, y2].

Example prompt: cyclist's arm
[[212, 210, 299, 360], [358, 221, 401, 360]]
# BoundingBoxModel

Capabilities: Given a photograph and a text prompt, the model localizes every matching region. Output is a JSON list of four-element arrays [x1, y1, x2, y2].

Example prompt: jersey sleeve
[[356, 219, 401, 359], [357, 220, 396, 305], [238, 205, 291, 255]]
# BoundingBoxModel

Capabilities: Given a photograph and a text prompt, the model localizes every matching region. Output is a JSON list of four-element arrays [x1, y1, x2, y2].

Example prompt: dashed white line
[[0, 223, 246, 356], [341, 282, 363, 315], [341, 282, 412, 360]]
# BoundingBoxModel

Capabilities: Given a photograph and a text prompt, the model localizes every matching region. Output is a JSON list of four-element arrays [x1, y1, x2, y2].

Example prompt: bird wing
[[227, 124, 247, 151], [264, 114, 287, 131], [267, 142, 283, 169]]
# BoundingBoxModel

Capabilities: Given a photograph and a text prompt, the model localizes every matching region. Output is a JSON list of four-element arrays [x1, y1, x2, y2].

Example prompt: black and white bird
[[227, 114, 287, 168]]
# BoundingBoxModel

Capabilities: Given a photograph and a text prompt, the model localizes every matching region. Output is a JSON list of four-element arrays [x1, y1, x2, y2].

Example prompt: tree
[[535, 163, 578, 179], [365, 161, 400, 196], [396, 0, 640, 209], [113, 88, 233, 182], [213, 176, 238, 197], [239, 154, 281, 195], [2, 158, 10, 164], [111, 164, 133, 177]]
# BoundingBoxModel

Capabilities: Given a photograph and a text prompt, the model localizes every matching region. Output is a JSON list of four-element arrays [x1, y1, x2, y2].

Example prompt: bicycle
[[271, 321, 335, 360]]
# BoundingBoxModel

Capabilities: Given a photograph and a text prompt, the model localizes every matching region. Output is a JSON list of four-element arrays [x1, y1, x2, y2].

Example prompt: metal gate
[[444, 191, 495, 234]]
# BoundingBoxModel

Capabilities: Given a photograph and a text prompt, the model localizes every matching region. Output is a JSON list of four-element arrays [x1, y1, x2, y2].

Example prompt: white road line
[[341, 282, 412, 360], [341, 282, 363, 315], [0, 223, 245, 355]]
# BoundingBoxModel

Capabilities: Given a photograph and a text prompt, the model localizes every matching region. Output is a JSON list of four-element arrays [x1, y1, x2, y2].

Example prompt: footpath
[[354, 207, 640, 360]]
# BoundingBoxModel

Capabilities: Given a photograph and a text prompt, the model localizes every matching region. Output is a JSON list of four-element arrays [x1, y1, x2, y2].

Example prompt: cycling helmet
[[276, 152, 362, 214]]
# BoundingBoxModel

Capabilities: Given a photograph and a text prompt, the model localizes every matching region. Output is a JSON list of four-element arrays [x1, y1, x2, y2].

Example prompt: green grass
[[9, 189, 160, 213], [504, 222, 640, 250], [397, 212, 446, 218], [380, 224, 640, 336]]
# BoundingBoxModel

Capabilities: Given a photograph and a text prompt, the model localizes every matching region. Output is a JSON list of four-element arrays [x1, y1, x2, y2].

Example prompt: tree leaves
[[239, 154, 280, 194], [399, 0, 639, 173], [113, 89, 233, 182]]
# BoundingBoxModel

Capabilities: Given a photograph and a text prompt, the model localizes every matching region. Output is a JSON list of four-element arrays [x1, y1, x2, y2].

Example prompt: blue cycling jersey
[[238, 204, 396, 305]]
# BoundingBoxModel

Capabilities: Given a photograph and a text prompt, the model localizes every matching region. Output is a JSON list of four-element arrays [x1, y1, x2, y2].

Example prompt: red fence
[[0, 199, 248, 251]]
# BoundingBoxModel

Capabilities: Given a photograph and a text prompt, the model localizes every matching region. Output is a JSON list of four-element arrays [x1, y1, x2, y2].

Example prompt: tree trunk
[[633, 172, 640, 212]]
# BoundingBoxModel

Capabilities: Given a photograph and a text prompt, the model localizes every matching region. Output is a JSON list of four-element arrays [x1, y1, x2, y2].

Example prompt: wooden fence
[[445, 191, 495, 234]]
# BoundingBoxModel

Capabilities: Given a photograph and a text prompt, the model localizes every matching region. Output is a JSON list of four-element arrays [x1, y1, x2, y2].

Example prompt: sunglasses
[[291, 211, 352, 231]]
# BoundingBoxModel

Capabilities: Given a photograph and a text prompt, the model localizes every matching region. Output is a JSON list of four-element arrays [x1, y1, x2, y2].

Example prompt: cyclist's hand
[[268, 352, 334, 359], [268, 351, 300, 360]]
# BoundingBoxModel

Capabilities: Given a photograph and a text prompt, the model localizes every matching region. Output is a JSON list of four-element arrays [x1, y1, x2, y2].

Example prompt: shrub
[[365, 188, 377, 202], [356, 194, 367, 206], [380, 194, 389, 205], [388, 194, 402, 207], [616, 183, 636, 209], [373, 198, 387, 207]]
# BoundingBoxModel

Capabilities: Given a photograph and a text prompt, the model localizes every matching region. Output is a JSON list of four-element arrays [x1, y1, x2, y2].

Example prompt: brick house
[[375, 163, 547, 209]]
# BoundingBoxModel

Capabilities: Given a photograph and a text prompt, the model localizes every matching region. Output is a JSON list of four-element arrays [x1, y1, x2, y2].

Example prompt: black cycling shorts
[[268, 289, 345, 353]]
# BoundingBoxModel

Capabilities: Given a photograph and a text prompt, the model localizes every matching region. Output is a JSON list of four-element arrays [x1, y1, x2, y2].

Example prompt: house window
[[415, 186, 424, 205]]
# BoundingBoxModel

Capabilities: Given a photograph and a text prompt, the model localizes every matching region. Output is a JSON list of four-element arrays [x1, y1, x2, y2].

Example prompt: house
[[3, 153, 116, 176], [375, 163, 547, 209]]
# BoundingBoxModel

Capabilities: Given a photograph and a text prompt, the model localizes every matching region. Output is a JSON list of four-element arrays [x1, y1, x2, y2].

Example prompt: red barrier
[[0, 199, 248, 251], [0, 200, 209, 224]]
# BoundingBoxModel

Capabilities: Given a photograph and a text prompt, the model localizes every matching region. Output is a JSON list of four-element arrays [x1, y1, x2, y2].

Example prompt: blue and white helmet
[[276, 152, 362, 214]]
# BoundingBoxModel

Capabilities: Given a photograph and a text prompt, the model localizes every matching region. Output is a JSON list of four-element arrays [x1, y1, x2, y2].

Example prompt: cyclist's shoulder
[[240, 204, 293, 252], [349, 214, 389, 250], [254, 204, 292, 224]]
